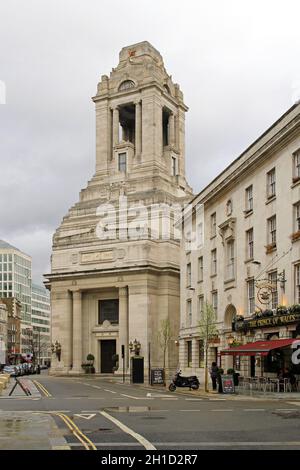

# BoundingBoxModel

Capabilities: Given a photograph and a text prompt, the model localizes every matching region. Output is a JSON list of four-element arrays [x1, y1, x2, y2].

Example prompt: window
[[293, 150, 300, 181], [198, 295, 204, 320], [268, 216, 277, 245], [118, 152, 127, 172], [295, 265, 300, 304], [118, 80, 135, 91], [211, 249, 217, 276], [186, 263, 191, 287], [187, 341, 192, 367], [198, 257, 203, 282], [98, 300, 119, 324], [247, 279, 255, 314], [171, 156, 177, 176], [294, 202, 300, 232], [226, 240, 235, 280], [187, 300, 192, 326], [245, 185, 253, 212], [198, 340, 205, 367], [210, 212, 216, 237], [268, 271, 278, 309], [267, 168, 276, 198], [212, 291, 218, 316], [246, 228, 254, 260]]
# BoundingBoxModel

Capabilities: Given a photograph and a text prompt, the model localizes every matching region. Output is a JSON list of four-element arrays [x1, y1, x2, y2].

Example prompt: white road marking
[[74, 413, 96, 420], [211, 409, 233, 412], [104, 389, 117, 394], [209, 398, 226, 401], [179, 410, 202, 412], [161, 398, 178, 400], [286, 402, 300, 406], [185, 398, 203, 401], [121, 394, 154, 400], [100, 410, 156, 450]]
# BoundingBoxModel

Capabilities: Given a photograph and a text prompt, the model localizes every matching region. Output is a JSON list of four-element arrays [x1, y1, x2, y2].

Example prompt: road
[[1, 373, 300, 450]]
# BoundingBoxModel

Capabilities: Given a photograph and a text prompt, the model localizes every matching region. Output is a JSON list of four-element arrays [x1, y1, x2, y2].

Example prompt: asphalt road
[[1, 374, 300, 450]]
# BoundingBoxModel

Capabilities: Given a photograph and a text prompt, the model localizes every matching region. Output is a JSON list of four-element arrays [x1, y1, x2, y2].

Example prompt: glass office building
[[0, 240, 32, 353]]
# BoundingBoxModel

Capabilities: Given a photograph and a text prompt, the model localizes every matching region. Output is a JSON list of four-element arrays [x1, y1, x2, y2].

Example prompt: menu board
[[151, 368, 165, 385], [221, 374, 235, 394]]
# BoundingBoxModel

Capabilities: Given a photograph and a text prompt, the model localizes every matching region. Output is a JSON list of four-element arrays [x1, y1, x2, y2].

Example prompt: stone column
[[168, 113, 175, 148], [72, 290, 82, 374], [112, 107, 119, 149], [135, 101, 142, 157], [118, 287, 129, 372]]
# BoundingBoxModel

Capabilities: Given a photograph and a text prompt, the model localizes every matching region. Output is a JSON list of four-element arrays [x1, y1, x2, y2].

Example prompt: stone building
[[45, 42, 192, 377], [179, 102, 300, 382], [1, 297, 22, 363], [0, 301, 8, 364]]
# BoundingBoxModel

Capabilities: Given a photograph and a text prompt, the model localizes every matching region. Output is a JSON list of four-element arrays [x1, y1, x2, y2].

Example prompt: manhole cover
[[82, 428, 112, 434]]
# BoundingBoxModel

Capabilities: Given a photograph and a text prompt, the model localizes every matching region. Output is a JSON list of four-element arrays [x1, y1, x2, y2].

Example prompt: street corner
[[0, 411, 64, 450], [0, 376, 42, 399]]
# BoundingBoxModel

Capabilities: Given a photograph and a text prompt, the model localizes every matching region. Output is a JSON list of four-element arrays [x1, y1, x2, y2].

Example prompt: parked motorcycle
[[169, 371, 200, 391]]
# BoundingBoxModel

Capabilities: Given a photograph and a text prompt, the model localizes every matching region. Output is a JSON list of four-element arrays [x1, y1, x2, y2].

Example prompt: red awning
[[221, 338, 299, 356]]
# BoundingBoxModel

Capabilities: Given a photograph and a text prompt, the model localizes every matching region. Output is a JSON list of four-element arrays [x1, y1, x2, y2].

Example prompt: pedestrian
[[210, 362, 219, 391], [217, 368, 224, 393]]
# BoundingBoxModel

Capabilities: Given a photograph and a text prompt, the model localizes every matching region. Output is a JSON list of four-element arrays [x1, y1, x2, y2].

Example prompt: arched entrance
[[224, 304, 237, 330]]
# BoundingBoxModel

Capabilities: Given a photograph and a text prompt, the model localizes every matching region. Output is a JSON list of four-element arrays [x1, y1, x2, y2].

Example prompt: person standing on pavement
[[210, 362, 219, 391]]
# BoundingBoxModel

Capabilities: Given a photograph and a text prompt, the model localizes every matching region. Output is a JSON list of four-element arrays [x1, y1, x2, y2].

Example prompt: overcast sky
[[0, 0, 300, 284]]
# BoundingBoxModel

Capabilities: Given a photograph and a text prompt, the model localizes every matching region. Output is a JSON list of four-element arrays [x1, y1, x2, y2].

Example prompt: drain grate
[[142, 416, 166, 420]]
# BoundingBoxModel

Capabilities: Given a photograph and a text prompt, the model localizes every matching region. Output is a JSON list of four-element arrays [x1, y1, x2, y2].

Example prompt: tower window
[[118, 80, 135, 91], [118, 153, 127, 172]]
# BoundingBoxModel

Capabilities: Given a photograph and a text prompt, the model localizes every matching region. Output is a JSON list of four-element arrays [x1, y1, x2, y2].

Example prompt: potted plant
[[277, 305, 288, 316], [84, 354, 95, 374]]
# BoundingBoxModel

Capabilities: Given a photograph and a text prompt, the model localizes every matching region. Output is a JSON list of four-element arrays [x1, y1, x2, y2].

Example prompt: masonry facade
[[179, 103, 300, 382], [45, 42, 192, 377]]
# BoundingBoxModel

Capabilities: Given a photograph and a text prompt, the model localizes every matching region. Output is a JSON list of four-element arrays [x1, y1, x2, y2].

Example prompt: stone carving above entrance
[[81, 249, 115, 264]]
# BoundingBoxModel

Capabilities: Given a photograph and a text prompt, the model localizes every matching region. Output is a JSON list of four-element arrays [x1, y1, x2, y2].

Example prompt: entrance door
[[100, 340, 116, 373], [250, 356, 255, 377]]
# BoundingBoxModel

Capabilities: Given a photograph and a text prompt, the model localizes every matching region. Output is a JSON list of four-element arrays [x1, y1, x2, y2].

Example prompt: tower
[[45, 42, 192, 377]]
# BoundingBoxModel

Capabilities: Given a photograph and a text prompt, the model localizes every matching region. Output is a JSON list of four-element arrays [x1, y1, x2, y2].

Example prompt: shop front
[[221, 306, 300, 376]]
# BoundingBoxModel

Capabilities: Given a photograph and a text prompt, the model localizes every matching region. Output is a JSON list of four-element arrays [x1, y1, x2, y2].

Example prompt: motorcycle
[[169, 371, 200, 391]]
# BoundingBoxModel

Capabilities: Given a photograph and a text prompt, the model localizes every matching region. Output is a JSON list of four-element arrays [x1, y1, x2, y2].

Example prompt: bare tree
[[198, 301, 219, 392]]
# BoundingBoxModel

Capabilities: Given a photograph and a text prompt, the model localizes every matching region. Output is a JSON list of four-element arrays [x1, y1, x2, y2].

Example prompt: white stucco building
[[179, 102, 300, 382]]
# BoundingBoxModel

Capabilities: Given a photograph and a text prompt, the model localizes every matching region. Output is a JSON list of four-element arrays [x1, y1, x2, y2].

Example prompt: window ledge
[[243, 209, 253, 218], [210, 273, 217, 278], [210, 235, 217, 240], [292, 177, 300, 188], [244, 258, 254, 264], [197, 280, 203, 283], [266, 195, 276, 205], [224, 278, 235, 284]]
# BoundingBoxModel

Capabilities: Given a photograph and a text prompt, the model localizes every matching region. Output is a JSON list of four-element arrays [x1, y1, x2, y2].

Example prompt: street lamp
[[129, 339, 141, 356], [51, 340, 62, 361]]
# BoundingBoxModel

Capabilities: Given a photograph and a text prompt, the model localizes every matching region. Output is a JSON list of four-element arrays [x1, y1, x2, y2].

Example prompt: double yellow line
[[54, 413, 97, 450], [34, 380, 52, 397]]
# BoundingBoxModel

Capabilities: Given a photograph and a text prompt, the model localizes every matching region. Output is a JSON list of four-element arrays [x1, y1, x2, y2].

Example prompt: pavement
[[1, 372, 300, 450]]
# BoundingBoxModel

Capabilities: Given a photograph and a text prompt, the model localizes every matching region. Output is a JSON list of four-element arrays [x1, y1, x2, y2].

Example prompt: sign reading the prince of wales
[[235, 312, 300, 331]]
